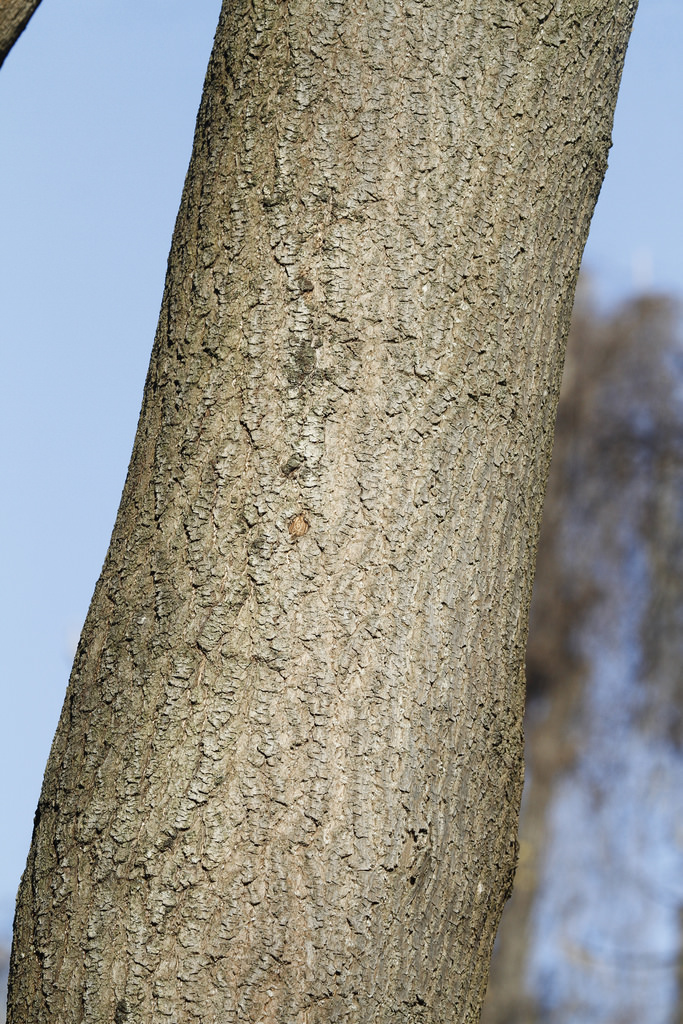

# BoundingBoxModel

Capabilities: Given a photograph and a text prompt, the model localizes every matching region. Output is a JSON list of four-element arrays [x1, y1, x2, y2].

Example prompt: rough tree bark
[[8, 2, 637, 1022], [0, 0, 42, 68]]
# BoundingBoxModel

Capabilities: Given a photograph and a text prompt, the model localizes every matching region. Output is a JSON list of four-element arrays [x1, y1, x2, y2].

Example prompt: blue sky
[[0, 0, 681, 940]]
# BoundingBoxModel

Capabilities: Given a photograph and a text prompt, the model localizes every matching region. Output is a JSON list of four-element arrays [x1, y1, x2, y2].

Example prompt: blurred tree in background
[[483, 285, 683, 1024]]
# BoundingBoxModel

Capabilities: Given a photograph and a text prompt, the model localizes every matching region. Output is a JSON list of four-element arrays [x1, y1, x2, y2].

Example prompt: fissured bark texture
[[8, 2, 637, 1022], [0, 0, 42, 68]]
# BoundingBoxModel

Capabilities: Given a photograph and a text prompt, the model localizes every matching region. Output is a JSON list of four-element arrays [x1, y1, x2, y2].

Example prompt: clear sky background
[[0, 0, 681, 942]]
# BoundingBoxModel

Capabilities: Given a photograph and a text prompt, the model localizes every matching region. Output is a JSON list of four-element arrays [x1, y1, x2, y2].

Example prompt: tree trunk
[[0, 0, 42, 68], [7, 2, 637, 1022]]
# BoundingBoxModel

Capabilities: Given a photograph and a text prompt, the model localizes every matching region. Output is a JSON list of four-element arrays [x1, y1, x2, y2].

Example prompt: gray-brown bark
[[8, 2, 637, 1023], [0, 0, 42, 69]]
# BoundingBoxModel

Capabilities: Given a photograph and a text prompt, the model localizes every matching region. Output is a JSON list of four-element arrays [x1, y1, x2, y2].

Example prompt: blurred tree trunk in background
[[0, 0, 42, 68], [7, 2, 637, 1022], [675, 910, 683, 1024], [482, 288, 683, 1024]]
